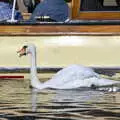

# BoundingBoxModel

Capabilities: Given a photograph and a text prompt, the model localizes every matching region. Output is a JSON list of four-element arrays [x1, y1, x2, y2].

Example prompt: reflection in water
[[0, 79, 120, 120], [31, 88, 38, 112]]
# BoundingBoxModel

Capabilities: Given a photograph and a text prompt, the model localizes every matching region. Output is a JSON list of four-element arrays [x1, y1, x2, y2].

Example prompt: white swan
[[17, 44, 119, 90]]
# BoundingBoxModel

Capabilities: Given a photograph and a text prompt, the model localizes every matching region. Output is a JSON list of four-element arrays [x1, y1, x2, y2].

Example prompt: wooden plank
[[71, 0, 81, 18], [0, 25, 119, 36], [77, 12, 120, 20]]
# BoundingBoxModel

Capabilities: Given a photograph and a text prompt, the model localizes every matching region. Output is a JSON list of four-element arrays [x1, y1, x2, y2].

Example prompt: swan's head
[[17, 44, 36, 57]]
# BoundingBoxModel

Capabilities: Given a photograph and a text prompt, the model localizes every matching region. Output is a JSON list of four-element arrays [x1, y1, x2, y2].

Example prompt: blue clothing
[[0, 2, 23, 21], [30, 0, 70, 22]]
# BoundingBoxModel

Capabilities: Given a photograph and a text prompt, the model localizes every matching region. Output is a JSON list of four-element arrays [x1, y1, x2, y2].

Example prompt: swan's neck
[[30, 49, 42, 88]]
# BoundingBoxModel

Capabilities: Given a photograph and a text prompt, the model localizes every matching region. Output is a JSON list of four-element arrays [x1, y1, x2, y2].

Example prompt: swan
[[17, 44, 120, 90]]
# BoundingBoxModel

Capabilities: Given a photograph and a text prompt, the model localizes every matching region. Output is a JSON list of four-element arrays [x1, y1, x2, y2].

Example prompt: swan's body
[[18, 44, 119, 90]]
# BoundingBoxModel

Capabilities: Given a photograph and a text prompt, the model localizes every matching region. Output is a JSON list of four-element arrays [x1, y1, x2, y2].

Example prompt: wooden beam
[[71, 0, 81, 19], [0, 25, 120, 36], [77, 12, 120, 20]]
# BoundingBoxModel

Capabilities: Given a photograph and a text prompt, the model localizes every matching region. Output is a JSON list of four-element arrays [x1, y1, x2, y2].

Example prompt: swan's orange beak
[[17, 47, 27, 57]]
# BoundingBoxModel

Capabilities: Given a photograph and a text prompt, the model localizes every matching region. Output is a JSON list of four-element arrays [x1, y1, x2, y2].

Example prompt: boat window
[[80, 0, 120, 11], [71, 0, 120, 20]]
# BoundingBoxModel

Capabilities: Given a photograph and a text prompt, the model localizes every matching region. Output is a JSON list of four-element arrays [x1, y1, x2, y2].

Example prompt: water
[[0, 78, 120, 120]]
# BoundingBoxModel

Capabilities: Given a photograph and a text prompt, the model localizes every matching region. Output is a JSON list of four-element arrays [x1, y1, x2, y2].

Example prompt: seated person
[[23, 0, 40, 13], [29, 0, 70, 22], [0, 0, 23, 21]]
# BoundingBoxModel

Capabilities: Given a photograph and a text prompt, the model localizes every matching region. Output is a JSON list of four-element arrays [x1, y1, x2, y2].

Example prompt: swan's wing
[[44, 65, 120, 89], [44, 65, 99, 88]]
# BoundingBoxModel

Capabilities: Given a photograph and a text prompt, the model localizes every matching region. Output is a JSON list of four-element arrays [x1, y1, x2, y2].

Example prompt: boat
[[0, 0, 120, 75]]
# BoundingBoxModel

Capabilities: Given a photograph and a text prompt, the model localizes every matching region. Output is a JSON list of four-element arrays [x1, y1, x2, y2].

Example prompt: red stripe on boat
[[0, 76, 24, 79]]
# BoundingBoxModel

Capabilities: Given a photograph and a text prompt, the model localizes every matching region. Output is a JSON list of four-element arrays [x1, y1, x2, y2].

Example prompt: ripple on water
[[0, 79, 119, 120]]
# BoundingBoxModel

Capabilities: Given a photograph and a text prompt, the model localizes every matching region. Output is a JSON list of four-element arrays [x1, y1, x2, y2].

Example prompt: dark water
[[0, 79, 120, 120]]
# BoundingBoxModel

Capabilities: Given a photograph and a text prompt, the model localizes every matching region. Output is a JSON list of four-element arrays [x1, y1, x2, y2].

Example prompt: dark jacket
[[30, 0, 70, 22]]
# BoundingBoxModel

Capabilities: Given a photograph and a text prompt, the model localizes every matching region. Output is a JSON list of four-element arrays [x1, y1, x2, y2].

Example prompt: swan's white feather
[[19, 44, 120, 90]]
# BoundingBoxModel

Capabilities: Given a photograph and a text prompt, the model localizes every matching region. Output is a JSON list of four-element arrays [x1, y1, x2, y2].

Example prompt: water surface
[[0, 78, 120, 120]]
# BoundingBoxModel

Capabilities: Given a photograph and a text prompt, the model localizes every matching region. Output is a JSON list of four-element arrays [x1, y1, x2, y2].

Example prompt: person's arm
[[16, 0, 28, 12]]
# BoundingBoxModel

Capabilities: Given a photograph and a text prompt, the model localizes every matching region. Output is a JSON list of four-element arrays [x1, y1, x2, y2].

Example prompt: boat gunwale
[[0, 24, 120, 36], [0, 20, 120, 26]]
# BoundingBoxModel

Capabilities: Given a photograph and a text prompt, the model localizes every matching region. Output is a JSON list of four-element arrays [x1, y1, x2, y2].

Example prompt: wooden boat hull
[[0, 24, 120, 35], [0, 35, 120, 68], [0, 22, 119, 69]]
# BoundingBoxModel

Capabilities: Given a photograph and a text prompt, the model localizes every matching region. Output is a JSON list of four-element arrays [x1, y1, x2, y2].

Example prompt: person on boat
[[0, 0, 23, 21], [29, 0, 70, 22], [23, 0, 40, 13]]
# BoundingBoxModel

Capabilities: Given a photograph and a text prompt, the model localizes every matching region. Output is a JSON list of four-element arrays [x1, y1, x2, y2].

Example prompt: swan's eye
[[23, 45, 28, 49]]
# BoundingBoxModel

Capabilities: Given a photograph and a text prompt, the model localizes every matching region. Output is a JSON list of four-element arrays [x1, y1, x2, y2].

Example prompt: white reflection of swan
[[17, 44, 119, 91], [31, 88, 38, 112]]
